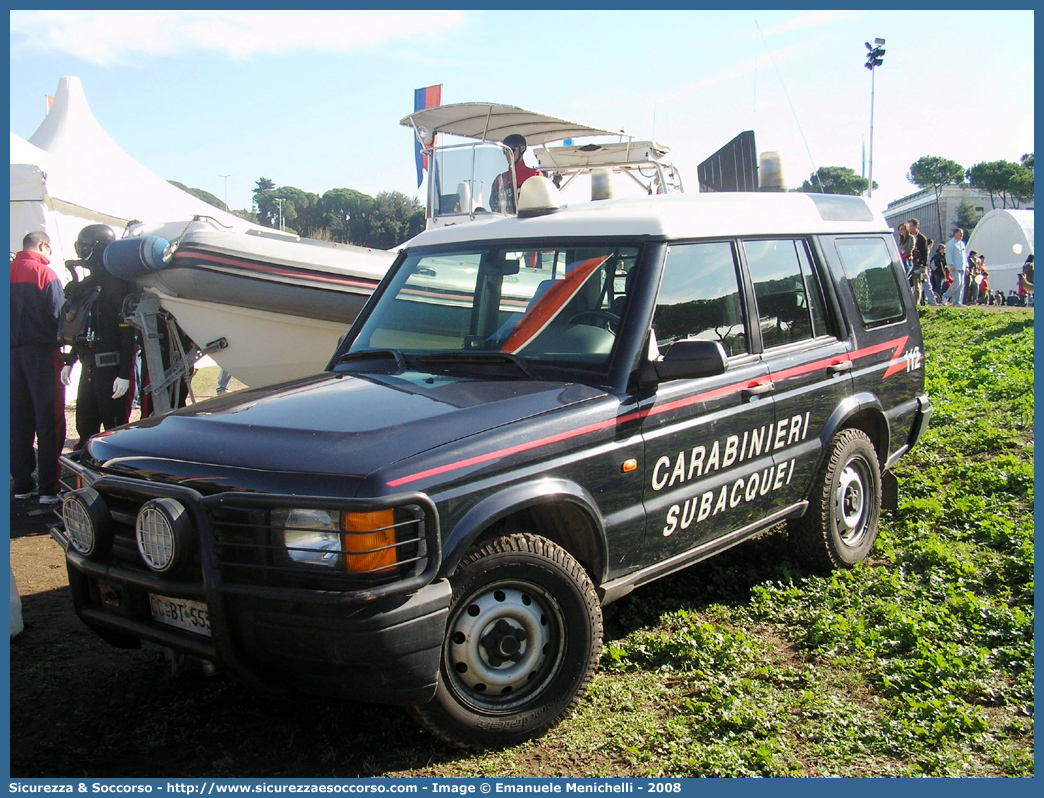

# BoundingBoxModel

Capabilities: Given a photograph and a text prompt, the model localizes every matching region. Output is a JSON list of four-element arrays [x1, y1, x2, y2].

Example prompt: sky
[[9, 9, 1036, 217]]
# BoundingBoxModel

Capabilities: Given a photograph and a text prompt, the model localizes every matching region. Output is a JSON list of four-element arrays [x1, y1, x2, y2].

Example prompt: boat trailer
[[122, 291, 226, 416]]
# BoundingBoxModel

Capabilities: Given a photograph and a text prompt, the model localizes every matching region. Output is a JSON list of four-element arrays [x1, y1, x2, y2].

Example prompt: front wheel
[[790, 428, 882, 569], [410, 533, 602, 749]]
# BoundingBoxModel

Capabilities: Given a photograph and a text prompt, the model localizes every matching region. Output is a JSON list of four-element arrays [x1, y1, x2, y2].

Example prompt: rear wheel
[[790, 428, 881, 569], [410, 532, 602, 749]]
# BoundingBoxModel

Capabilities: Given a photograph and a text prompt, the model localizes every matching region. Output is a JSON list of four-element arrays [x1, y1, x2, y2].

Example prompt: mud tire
[[410, 533, 602, 749], [790, 428, 882, 569]]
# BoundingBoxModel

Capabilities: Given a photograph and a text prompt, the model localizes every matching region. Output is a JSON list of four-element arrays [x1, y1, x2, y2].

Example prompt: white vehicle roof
[[400, 102, 618, 145], [402, 191, 891, 249]]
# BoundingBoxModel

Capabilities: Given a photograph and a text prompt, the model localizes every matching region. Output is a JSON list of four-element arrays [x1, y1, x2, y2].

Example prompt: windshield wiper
[[334, 348, 408, 372], [414, 352, 541, 379]]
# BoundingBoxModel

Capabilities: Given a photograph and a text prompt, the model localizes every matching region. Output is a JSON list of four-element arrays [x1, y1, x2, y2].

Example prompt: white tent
[[967, 209, 1034, 295], [11, 76, 255, 401], [10, 76, 254, 271], [10, 132, 74, 266]]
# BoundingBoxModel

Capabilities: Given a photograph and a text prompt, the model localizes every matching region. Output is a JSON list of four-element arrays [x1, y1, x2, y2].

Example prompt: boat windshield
[[429, 143, 518, 217], [344, 244, 642, 379]]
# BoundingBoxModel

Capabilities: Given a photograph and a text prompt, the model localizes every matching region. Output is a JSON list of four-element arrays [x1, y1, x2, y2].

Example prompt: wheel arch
[[821, 393, 890, 469], [440, 479, 608, 584]]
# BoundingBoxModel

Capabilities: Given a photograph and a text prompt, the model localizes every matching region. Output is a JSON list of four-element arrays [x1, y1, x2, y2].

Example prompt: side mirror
[[649, 339, 728, 382]]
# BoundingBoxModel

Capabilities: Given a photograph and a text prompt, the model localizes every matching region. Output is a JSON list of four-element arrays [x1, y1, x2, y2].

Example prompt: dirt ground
[[7, 369, 390, 778], [7, 369, 593, 778]]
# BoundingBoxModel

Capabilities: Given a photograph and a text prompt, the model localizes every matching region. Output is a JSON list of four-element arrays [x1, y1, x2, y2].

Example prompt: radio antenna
[[754, 19, 822, 192]]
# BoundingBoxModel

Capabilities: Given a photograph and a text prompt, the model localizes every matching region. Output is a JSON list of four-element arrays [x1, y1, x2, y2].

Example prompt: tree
[[954, 196, 981, 236], [364, 191, 424, 249], [796, 166, 875, 195], [168, 181, 226, 211], [274, 186, 324, 236], [254, 188, 279, 229], [1009, 169, 1034, 207], [252, 185, 322, 234], [321, 188, 375, 244], [907, 156, 965, 241], [1013, 153, 1035, 205], [966, 160, 1026, 209], [252, 177, 276, 216]]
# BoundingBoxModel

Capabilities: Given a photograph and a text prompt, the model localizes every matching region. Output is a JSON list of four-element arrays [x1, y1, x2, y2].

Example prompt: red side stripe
[[386, 335, 912, 487]]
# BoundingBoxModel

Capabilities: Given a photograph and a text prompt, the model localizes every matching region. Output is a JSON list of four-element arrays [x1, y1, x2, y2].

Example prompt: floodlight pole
[[865, 38, 886, 199], [220, 174, 230, 211]]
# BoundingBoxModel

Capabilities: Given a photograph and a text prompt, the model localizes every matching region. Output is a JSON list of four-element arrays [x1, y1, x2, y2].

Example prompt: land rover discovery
[[55, 186, 930, 748]]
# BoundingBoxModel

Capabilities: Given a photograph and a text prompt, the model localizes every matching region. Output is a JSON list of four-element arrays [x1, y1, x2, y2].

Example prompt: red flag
[[46, 95, 53, 113], [414, 85, 443, 187]]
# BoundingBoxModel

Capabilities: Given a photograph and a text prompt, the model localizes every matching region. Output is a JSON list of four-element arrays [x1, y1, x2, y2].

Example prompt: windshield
[[430, 143, 518, 217], [345, 244, 642, 379]]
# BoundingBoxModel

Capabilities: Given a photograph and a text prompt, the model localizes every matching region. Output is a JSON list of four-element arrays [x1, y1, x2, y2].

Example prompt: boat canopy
[[400, 102, 619, 145], [534, 141, 671, 169]]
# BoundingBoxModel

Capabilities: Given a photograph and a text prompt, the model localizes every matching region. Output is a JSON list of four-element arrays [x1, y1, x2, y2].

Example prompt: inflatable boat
[[105, 219, 396, 388]]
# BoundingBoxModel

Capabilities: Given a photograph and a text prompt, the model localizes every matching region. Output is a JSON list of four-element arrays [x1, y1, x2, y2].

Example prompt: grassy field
[[440, 307, 1036, 777], [11, 308, 1034, 778]]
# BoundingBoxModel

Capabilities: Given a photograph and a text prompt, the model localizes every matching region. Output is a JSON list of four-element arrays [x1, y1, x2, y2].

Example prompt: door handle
[[742, 381, 775, 400], [828, 360, 853, 375]]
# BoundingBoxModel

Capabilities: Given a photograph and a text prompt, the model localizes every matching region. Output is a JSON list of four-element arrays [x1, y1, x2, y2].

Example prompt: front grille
[[208, 503, 431, 592], [58, 464, 442, 601]]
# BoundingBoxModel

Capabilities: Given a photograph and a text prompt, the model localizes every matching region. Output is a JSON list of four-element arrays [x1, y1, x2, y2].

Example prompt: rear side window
[[743, 239, 831, 348], [652, 242, 748, 357], [834, 238, 906, 326]]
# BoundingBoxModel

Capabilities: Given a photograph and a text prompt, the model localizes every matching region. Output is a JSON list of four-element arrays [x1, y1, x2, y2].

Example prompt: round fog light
[[63, 488, 113, 558], [136, 498, 194, 573]]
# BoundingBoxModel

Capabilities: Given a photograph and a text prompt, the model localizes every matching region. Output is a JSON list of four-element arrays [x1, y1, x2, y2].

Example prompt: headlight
[[273, 508, 397, 573], [136, 498, 194, 573], [273, 509, 343, 568], [62, 488, 113, 558]]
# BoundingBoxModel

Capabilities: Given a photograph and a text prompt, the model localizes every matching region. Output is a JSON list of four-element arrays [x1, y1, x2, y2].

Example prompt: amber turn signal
[[340, 510, 397, 573]]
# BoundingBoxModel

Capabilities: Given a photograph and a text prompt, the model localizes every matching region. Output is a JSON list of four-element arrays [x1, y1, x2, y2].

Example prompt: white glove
[[112, 377, 130, 399], [61, 365, 73, 386]]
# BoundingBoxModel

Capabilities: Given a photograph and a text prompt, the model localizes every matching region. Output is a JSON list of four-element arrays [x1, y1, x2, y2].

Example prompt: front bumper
[[55, 461, 451, 706]]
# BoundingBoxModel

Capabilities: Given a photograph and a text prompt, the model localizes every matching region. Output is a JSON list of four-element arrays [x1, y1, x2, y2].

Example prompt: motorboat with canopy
[[400, 102, 685, 228]]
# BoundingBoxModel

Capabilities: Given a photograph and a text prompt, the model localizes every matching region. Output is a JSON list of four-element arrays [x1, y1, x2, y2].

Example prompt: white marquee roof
[[20, 76, 251, 231]]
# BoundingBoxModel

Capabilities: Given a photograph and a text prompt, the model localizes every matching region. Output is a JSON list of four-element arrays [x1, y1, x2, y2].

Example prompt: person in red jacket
[[491, 134, 543, 213], [10, 230, 66, 504]]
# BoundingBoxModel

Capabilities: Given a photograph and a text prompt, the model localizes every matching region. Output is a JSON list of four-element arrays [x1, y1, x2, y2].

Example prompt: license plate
[[148, 593, 212, 637]]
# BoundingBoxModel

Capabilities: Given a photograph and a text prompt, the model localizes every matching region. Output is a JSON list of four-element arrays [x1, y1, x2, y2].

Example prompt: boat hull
[[139, 261, 373, 326], [146, 290, 349, 388], [124, 226, 397, 389]]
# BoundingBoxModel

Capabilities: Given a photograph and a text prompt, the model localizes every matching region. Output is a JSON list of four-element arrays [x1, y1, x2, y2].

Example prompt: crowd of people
[[896, 219, 1034, 308]]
